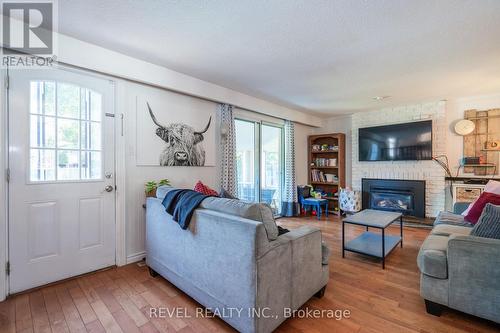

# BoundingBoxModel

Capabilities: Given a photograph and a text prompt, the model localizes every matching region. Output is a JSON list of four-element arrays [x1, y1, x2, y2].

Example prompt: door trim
[[0, 68, 8, 301], [1, 66, 127, 299]]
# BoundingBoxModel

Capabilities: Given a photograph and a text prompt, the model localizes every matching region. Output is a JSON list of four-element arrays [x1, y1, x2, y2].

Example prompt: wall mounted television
[[358, 120, 432, 161]]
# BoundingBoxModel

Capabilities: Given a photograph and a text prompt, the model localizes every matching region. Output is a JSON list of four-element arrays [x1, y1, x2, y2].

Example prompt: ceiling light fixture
[[373, 96, 391, 101]]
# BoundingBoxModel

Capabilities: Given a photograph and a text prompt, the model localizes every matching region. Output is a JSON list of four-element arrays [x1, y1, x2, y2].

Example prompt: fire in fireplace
[[362, 179, 425, 218], [371, 191, 413, 212]]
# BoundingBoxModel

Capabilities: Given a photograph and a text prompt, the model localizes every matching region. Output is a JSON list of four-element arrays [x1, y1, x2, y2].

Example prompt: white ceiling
[[58, 0, 500, 117]]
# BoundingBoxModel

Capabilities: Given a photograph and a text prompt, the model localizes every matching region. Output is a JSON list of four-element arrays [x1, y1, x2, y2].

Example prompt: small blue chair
[[297, 186, 329, 220]]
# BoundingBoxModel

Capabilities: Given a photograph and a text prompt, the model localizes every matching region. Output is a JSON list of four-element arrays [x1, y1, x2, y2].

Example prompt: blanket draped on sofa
[[161, 189, 211, 229]]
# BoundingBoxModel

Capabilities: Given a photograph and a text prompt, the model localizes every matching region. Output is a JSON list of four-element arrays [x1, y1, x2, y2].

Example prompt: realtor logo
[[2, 1, 53, 54]]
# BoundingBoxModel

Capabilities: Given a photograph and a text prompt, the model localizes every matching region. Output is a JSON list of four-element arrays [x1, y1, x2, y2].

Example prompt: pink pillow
[[194, 181, 218, 196], [461, 180, 500, 216], [485, 180, 500, 194], [464, 192, 500, 224]]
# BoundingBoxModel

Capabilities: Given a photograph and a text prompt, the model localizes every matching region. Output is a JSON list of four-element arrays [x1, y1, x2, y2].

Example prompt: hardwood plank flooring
[[1, 215, 499, 333]]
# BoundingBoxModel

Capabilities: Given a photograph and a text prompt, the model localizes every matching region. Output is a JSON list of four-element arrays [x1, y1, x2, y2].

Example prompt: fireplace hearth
[[362, 179, 425, 218]]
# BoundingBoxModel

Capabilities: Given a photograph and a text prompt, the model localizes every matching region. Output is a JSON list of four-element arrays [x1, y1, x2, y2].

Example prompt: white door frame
[[0, 68, 8, 301], [0, 65, 127, 300]]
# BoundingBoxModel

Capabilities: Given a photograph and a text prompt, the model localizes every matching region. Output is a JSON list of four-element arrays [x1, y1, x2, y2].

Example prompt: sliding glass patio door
[[235, 119, 283, 215]]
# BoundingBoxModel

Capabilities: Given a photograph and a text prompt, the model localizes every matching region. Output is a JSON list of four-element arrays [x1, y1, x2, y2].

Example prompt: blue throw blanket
[[161, 189, 212, 229]]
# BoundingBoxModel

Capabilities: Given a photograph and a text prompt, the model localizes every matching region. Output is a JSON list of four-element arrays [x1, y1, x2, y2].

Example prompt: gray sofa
[[417, 203, 500, 323], [146, 187, 329, 333]]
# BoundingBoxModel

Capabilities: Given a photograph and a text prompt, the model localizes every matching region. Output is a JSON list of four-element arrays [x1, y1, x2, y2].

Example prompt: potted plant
[[145, 179, 170, 197], [145, 181, 158, 198]]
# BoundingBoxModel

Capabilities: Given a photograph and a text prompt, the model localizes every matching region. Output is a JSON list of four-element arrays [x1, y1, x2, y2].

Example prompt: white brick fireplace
[[351, 101, 447, 217]]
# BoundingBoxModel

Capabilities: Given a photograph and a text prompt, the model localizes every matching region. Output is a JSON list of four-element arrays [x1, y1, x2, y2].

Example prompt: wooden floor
[[1, 215, 499, 333]]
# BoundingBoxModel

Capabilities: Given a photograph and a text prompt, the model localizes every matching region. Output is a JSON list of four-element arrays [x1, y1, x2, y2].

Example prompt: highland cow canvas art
[[136, 94, 216, 166]]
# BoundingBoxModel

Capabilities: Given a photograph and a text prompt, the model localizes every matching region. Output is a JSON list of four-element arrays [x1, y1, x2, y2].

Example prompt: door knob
[[104, 185, 114, 192]]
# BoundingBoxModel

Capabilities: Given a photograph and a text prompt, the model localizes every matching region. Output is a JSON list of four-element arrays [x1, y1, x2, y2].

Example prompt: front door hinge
[[6, 261, 10, 275], [4, 74, 9, 90], [6, 168, 10, 183]]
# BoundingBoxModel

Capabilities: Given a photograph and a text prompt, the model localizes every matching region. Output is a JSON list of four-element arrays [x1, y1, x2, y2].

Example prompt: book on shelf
[[310, 169, 339, 183], [312, 157, 337, 167]]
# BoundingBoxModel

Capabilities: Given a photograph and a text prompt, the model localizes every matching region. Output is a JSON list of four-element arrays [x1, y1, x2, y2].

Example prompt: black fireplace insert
[[362, 178, 426, 218]]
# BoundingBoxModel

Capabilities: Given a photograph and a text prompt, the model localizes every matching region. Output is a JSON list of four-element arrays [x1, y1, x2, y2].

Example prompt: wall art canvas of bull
[[136, 95, 215, 167]]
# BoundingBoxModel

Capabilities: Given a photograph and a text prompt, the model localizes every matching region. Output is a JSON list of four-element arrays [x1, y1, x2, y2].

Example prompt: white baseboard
[[126, 251, 146, 264]]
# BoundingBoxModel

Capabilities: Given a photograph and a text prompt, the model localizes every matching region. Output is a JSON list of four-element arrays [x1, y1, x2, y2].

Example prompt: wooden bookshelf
[[308, 133, 346, 214]]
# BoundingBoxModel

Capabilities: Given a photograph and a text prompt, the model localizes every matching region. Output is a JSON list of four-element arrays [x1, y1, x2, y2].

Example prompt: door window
[[29, 81, 103, 182]]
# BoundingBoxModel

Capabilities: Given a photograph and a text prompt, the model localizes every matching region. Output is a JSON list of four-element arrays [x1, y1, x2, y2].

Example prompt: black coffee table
[[342, 209, 403, 269]]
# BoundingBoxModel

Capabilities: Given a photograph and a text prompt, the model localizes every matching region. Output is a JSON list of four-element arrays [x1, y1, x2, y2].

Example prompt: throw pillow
[[464, 191, 500, 224], [194, 181, 218, 196], [485, 179, 500, 193], [462, 180, 500, 216], [470, 203, 500, 239], [219, 187, 237, 199]]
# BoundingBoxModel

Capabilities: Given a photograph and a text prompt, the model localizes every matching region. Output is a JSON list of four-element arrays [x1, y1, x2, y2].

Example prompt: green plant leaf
[[158, 179, 170, 186]]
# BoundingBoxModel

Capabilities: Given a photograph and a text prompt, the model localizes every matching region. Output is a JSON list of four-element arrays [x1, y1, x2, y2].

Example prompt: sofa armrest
[[447, 235, 500, 322], [282, 226, 327, 308], [255, 225, 326, 332]]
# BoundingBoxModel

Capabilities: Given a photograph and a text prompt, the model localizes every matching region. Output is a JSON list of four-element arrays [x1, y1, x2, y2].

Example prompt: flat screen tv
[[358, 120, 432, 161]]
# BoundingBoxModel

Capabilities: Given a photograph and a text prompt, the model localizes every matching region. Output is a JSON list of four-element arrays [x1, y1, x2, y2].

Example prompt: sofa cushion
[[462, 180, 500, 216], [433, 211, 473, 227], [200, 197, 279, 240], [431, 224, 472, 237], [417, 235, 449, 279], [470, 203, 500, 239], [219, 187, 237, 199], [465, 192, 500, 224]]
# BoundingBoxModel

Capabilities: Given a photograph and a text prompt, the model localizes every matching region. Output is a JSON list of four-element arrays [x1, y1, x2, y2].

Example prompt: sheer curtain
[[281, 120, 299, 216], [218, 104, 238, 197]]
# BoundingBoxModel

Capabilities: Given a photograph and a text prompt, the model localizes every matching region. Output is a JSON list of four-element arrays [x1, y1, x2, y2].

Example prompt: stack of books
[[313, 158, 337, 167], [311, 169, 338, 183]]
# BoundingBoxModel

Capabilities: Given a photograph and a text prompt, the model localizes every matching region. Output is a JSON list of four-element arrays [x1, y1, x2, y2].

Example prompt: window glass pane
[[261, 125, 282, 214], [30, 81, 55, 116], [57, 83, 80, 118], [91, 91, 102, 121], [81, 90, 91, 120], [30, 115, 55, 148], [57, 118, 80, 149], [81, 90, 102, 121], [30, 149, 55, 181], [57, 150, 80, 180], [81, 151, 102, 179], [235, 120, 256, 202], [81, 121, 101, 150]]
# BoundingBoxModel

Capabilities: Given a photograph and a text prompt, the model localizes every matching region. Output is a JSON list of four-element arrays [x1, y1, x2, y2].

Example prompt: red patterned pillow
[[465, 191, 500, 224], [194, 181, 218, 196]]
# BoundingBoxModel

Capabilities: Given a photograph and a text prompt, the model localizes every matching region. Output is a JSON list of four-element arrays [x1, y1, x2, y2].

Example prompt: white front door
[[8, 68, 116, 293]]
